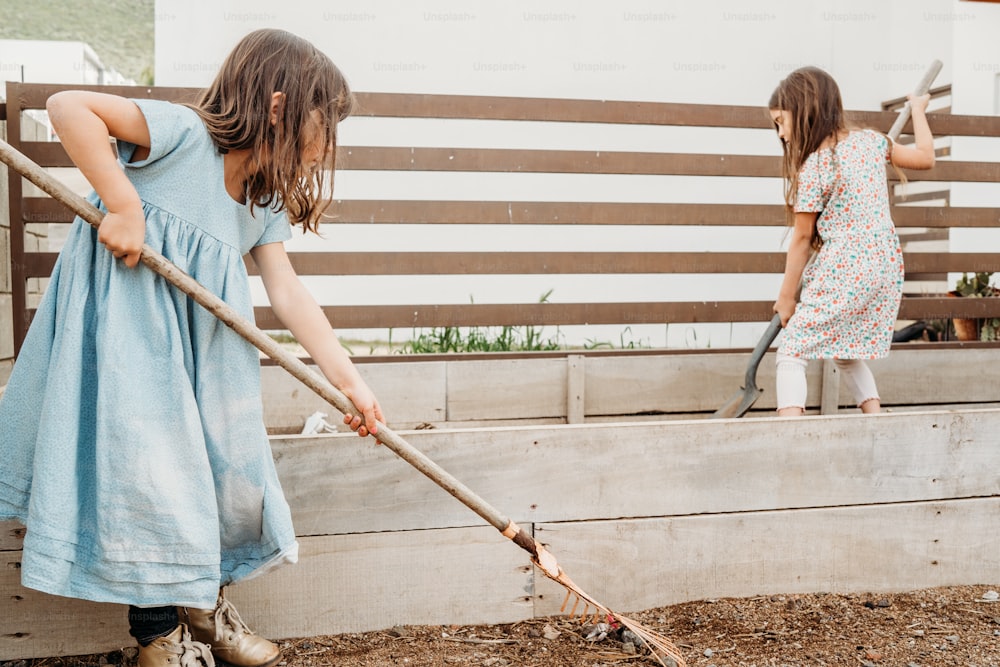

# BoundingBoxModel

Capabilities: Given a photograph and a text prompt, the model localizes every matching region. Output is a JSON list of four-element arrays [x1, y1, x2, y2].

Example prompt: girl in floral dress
[[768, 66, 936, 416]]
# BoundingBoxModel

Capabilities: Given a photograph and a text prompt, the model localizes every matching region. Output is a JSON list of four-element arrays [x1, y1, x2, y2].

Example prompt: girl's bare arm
[[774, 211, 817, 327], [889, 93, 935, 171], [250, 241, 384, 437], [46, 91, 151, 267]]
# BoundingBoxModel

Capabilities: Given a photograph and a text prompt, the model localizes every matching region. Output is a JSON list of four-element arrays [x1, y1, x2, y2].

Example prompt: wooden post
[[567, 354, 585, 424], [820, 360, 840, 415]]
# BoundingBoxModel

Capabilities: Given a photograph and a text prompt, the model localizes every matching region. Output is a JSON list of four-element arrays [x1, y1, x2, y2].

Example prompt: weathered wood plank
[[8, 82, 198, 109], [26, 197, 1000, 229], [869, 348, 1000, 407], [24, 140, 1000, 182], [446, 357, 568, 421], [14, 84, 999, 136], [566, 355, 585, 425], [261, 361, 447, 433], [260, 348, 1000, 428], [0, 521, 24, 552], [253, 298, 1000, 331], [20, 248, 1000, 281], [268, 409, 1000, 537], [353, 93, 1000, 137], [533, 497, 1000, 615], [0, 527, 530, 660], [252, 301, 778, 330], [582, 352, 799, 414], [227, 527, 531, 640]]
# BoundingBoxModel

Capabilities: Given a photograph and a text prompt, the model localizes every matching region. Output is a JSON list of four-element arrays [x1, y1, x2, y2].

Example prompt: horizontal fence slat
[[25, 141, 1000, 182], [22, 250, 1000, 279], [328, 201, 788, 226], [329, 200, 1000, 228], [10, 84, 1000, 137], [24, 297, 1000, 332], [256, 251, 1000, 277], [249, 251, 789, 275], [354, 92, 1000, 137], [355, 93, 774, 127], [252, 301, 777, 330], [8, 82, 200, 109], [246, 297, 1000, 330], [321, 147, 1000, 183], [336, 147, 768, 176], [22, 196, 1000, 229]]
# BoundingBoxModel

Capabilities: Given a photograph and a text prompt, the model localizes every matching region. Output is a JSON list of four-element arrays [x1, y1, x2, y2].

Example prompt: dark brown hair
[[768, 66, 846, 250], [191, 29, 355, 233]]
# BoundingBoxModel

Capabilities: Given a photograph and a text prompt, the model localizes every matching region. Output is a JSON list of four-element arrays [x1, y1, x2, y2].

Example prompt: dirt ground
[[6, 585, 999, 667]]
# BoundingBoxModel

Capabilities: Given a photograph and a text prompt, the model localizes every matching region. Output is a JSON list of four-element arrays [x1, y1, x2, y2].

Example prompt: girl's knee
[[775, 353, 809, 411]]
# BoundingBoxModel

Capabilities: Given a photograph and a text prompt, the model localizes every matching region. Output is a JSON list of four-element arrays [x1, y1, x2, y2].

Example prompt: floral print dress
[[778, 129, 904, 359]]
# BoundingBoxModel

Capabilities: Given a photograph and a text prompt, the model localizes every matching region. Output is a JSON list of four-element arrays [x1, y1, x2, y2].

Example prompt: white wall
[[153, 0, 987, 348], [155, 0, 953, 106], [948, 0, 1000, 278], [0, 40, 129, 88]]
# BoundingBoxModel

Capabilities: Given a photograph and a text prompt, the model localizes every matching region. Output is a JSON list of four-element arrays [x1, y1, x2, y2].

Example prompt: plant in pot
[[949, 271, 1000, 341]]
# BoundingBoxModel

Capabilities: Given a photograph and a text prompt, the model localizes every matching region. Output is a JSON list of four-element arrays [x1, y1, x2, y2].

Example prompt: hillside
[[0, 0, 153, 83]]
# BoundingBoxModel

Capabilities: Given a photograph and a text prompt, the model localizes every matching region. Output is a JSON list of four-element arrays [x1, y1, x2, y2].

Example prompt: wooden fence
[[5, 81, 1000, 354]]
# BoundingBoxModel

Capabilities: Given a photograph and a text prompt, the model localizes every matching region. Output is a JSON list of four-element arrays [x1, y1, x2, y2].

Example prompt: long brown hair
[[768, 66, 846, 250], [191, 29, 355, 233]]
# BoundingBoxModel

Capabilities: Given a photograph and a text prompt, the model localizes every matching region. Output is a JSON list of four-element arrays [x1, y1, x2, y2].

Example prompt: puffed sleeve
[[117, 99, 198, 168], [254, 205, 293, 247], [794, 152, 830, 213], [878, 131, 893, 161]]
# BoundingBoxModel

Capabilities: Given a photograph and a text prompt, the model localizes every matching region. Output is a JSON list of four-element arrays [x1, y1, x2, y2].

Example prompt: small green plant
[[954, 272, 996, 297], [267, 331, 298, 344], [981, 318, 1000, 342], [396, 290, 565, 354]]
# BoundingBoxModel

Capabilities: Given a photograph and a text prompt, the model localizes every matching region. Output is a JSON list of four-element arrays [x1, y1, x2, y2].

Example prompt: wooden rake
[[0, 138, 687, 667]]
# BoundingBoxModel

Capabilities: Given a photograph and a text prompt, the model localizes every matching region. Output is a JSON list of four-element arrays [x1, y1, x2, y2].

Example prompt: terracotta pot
[[947, 290, 982, 341]]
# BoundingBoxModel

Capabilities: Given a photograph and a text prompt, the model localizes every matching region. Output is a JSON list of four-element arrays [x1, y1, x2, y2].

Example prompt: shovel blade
[[711, 385, 764, 419]]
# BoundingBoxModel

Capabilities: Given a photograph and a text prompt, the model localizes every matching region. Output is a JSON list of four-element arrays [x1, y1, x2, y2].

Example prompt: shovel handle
[[887, 59, 942, 142], [744, 314, 783, 390]]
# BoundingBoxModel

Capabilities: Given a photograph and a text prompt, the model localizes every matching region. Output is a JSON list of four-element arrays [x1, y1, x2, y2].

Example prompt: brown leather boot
[[180, 589, 281, 667], [137, 623, 214, 667]]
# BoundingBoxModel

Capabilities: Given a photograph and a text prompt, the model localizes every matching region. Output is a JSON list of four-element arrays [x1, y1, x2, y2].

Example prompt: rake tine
[[569, 595, 580, 618]]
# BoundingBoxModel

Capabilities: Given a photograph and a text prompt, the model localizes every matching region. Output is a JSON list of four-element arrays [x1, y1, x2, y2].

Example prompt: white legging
[[775, 354, 880, 410]]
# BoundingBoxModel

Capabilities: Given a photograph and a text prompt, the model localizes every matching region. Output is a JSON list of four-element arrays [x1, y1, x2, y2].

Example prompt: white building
[[0, 39, 131, 87], [153, 2, 1000, 346], [0, 39, 134, 141]]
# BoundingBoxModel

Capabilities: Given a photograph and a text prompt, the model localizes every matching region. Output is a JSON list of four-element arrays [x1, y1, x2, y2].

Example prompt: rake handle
[[0, 138, 526, 547]]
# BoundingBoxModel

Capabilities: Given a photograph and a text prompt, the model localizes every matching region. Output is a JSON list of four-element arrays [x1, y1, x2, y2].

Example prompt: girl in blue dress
[[0, 29, 383, 667]]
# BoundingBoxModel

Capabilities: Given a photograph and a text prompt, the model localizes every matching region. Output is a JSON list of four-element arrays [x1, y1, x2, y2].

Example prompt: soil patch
[[6, 585, 999, 667]]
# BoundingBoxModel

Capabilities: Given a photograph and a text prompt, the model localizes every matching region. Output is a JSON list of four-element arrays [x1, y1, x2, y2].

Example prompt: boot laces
[[213, 593, 253, 644], [164, 626, 215, 666]]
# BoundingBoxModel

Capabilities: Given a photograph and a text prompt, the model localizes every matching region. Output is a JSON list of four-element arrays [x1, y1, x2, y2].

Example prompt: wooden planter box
[[3, 347, 1000, 660]]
